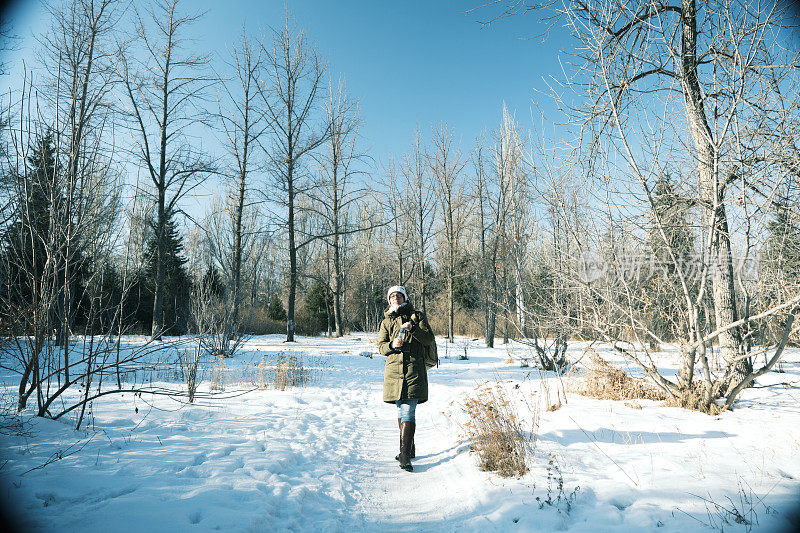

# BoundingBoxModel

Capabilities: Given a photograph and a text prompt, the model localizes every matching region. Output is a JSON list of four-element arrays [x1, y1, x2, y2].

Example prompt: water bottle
[[394, 327, 408, 349]]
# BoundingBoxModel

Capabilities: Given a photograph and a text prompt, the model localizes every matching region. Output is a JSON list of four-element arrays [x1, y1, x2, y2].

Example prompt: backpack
[[424, 340, 438, 370], [412, 312, 438, 370]]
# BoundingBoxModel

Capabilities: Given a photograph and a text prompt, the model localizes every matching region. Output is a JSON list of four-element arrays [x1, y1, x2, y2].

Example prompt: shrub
[[179, 345, 203, 403], [272, 354, 307, 390], [663, 384, 722, 415], [267, 295, 287, 322], [210, 353, 225, 391], [576, 348, 667, 401], [244, 306, 287, 335], [461, 382, 534, 477]]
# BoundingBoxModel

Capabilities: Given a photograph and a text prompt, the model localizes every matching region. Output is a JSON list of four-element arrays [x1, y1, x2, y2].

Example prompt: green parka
[[377, 303, 435, 404]]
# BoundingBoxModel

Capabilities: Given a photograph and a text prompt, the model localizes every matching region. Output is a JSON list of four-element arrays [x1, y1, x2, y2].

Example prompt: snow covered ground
[[1, 334, 799, 532]]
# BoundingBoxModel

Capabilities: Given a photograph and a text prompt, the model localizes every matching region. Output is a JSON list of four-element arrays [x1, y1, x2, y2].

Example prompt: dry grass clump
[[663, 385, 722, 415], [270, 353, 309, 390], [179, 345, 203, 402], [461, 383, 534, 478], [209, 352, 313, 391], [210, 353, 225, 391], [243, 352, 310, 390], [577, 349, 668, 402]]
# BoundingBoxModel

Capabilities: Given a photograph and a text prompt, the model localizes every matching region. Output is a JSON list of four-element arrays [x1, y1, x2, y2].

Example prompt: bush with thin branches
[[461, 382, 535, 477]]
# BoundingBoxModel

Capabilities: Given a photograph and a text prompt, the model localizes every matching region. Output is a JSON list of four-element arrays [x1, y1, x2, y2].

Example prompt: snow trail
[[1, 335, 799, 532]]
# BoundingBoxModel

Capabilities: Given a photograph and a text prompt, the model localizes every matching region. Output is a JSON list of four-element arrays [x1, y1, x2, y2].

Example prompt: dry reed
[[461, 382, 534, 478], [575, 348, 667, 401]]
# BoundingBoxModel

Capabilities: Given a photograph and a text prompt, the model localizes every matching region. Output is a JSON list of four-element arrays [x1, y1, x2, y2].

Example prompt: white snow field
[[1, 334, 799, 532]]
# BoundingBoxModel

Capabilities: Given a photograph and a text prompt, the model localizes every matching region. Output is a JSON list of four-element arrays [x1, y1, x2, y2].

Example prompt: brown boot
[[396, 418, 415, 460], [398, 421, 415, 472]]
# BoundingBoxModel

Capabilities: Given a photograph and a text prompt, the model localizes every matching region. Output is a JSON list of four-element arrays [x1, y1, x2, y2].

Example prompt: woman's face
[[389, 292, 405, 305]]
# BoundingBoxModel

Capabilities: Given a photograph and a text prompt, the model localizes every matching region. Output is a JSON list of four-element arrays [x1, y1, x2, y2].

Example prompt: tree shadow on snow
[[538, 428, 730, 446], [408, 442, 470, 473]]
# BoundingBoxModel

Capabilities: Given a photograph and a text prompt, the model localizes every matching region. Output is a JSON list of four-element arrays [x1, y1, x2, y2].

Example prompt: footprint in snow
[[35, 492, 57, 507], [610, 498, 632, 511], [211, 445, 235, 459], [188, 511, 202, 524]]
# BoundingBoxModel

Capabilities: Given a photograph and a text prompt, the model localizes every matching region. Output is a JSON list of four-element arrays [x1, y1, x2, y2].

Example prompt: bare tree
[[474, 111, 525, 348], [382, 157, 412, 285], [119, 0, 215, 340], [0, 77, 146, 429], [260, 14, 328, 342], [0, 0, 126, 417], [350, 202, 389, 331], [216, 28, 271, 348], [36, 0, 123, 348], [486, 0, 800, 410], [311, 79, 371, 337], [496, 105, 531, 338], [429, 122, 469, 343], [402, 127, 436, 316], [473, 136, 495, 345], [0, 13, 18, 77]]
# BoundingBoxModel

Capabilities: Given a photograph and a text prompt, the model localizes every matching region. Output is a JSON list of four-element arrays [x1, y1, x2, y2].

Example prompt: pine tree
[[0, 130, 61, 324], [267, 294, 287, 322], [765, 204, 800, 279], [762, 202, 800, 344], [202, 264, 224, 300], [142, 213, 192, 335], [79, 260, 123, 333], [304, 282, 330, 334], [646, 173, 696, 341]]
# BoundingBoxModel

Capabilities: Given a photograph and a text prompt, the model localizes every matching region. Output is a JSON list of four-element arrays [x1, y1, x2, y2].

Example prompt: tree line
[[0, 0, 799, 422]]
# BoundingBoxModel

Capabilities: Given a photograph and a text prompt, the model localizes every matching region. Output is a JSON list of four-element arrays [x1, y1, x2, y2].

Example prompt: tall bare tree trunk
[[680, 0, 747, 386], [261, 15, 327, 342], [121, 0, 214, 341], [152, 190, 166, 340], [287, 164, 297, 341], [333, 227, 343, 336], [430, 123, 466, 344], [230, 121, 247, 342]]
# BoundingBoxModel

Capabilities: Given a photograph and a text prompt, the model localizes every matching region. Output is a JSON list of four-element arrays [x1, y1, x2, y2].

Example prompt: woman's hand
[[392, 322, 414, 349]]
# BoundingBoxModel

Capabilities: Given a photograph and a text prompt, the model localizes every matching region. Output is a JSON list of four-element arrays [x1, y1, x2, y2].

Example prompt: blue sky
[[1, 0, 574, 217], [190, 0, 572, 162]]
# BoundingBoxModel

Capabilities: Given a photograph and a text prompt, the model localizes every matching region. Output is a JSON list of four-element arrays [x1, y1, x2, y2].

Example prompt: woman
[[377, 285, 435, 472]]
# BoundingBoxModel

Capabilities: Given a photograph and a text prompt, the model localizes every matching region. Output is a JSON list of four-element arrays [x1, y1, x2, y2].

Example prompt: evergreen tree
[[123, 270, 153, 333], [0, 130, 62, 325], [142, 213, 192, 335], [646, 173, 696, 341], [78, 260, 123, 333], [765, 204, 800, 280], [762, 202, 800, 344], [452, 254, 480, 311], [201, 264, 224, 300], [267, 294, 287, 322], [304, 281, 330, 334]]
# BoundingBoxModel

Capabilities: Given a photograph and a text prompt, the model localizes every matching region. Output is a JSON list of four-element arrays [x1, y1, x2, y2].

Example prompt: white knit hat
[[386, 285, 407, 303]]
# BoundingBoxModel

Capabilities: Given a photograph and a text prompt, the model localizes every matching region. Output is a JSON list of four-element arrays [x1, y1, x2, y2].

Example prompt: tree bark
[[680, 0, 747, 386]]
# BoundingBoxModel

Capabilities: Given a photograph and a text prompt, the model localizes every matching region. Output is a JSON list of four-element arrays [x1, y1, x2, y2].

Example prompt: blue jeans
[[396, 399, 418, 422]]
